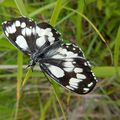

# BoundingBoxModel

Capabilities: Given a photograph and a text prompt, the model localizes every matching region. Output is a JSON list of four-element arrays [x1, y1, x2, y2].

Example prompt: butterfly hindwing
[[40, 43, 97, 94], [2, 17, 61, 55]]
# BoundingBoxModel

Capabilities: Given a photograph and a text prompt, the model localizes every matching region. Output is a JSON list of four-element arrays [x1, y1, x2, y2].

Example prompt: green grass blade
[[21, 67, 33, 87], [29, 2, 56, 17], [76, 0, 85, 46], [16, 51, 23, 100], [93, 67, 120, 78], [56, 11, 75, 26], [114, 26, 120, 76], [39, 95, 53, 120], [50, 0, 63, 26], [14, 0, 28, 16], [52, 99, 59, 120], [52, 85, 66, 120], [14, 51, 23, 120]]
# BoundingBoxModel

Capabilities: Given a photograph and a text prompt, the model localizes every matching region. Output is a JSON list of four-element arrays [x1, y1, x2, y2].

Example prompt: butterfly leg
[[25, 59, 36, 71]]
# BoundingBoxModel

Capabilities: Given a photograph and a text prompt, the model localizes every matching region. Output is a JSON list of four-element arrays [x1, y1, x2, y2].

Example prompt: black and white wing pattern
[[2, 17, 61, 55], [2, 17, 97, 94], [40, 43, 97, 94]]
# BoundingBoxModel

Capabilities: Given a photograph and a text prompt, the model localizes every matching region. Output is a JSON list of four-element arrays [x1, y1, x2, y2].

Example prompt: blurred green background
[[0, 0, 120, 120]]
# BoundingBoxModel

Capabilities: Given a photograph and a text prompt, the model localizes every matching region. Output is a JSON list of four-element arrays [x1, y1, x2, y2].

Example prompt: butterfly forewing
[[37, 22, 61, 42], [2, 17, 61, 55], [40, 43, 97, 94], [2, 17, 36, 55]]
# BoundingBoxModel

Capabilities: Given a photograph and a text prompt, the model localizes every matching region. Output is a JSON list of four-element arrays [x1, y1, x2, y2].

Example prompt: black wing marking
[[2, 17, 61, 55], [40, 43, 97, 94]]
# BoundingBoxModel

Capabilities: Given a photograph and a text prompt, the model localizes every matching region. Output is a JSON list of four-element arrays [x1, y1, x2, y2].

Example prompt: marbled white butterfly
[[2, 17, 97, 94]]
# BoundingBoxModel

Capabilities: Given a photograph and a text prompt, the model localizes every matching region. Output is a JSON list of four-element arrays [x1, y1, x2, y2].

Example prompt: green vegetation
[[0, 0, 120, 119]]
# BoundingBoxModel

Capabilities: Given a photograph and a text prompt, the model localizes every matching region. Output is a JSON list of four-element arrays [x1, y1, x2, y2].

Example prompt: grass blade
[[114, 26, 120, 76], [14, 0, 28, 16], [76, 0, 85, 46], [21, 67, 33, 87], [50, 0, 63, 26], [29, 2, 56, 17]]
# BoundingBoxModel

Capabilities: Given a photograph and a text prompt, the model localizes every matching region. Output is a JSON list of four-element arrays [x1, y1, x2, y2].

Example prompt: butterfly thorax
[[29, 41, 62, 66]]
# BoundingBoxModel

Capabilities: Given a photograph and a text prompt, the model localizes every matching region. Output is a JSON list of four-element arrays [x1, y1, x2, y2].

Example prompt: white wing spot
[[83, 88, 90, 92], [66, 85, 74, 90], [5, 30, 9, 37], [52, 54, 64, 59], [87, 61, 91, 67], [7, 26, 12, 33], [45, 28, 53, 37], [72, 61, 76, 64], [9, 23, 16, 33], [48, 65, 64, 78], [65, 59, 73, 62], [59, 48, 67, 53], [69, 82, 78, 89], [92, 72, 95, 77], [48, 37, 55, 42], [15, 21, 20, 27], [6, 27, 10, 33], [64, 62, 74, 67], [88, 82, 93, 87], [38, 29, 46, 36], [22, 28, 26, 36], [46, 28, 51, 32], [36, 36, 46, 47], [63, 67, 73, 72], [32, 27, 36, 35], [73, 47, 76, 50], [21, 22, 26, 28], [26, 28, 32, 36], [36, 26, 41, 35], [16, 35, 28, 50], [92, 72, 97, 81], [69, 78, 82, 84], [84, 62, 88, 66], [74, 68, 83, 73], [76, 73, 86, 79]]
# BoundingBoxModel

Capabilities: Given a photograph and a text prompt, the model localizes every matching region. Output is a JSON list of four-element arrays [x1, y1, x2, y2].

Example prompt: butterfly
[[2, 17, 97, 94]]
